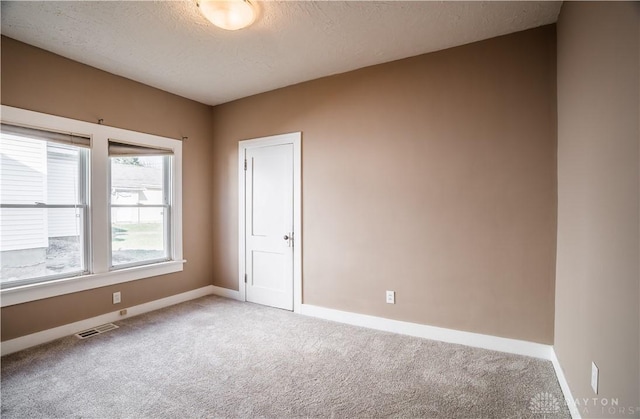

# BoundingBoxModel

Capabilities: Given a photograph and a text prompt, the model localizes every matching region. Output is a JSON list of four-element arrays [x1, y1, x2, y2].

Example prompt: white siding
[[0, 135, 48, 251], [0, 209, 48, 251], [47, 144, 80, 237], [47, 208, 81, 238]]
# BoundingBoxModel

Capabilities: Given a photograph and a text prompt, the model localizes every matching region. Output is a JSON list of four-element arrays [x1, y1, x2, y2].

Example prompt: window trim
[[0, 105, 184, 307]]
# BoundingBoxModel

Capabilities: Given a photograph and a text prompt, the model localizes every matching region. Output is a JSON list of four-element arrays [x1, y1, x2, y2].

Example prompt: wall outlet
[[112, 291, 121, 305], [591, 362, 599, 394], [119, 309, 128, 316], [386, 290, 395, 304]]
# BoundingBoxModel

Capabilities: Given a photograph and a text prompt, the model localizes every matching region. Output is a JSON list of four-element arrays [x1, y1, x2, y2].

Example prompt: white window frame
[[0, 105, 184, 307]]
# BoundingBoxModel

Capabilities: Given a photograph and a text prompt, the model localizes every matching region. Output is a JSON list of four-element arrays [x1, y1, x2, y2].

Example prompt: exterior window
[[0, 125, 90, 288], [109, 155, 171, 268]]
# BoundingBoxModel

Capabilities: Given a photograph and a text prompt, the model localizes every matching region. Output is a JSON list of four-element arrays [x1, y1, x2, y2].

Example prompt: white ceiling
[[1, 1, 562, 106]]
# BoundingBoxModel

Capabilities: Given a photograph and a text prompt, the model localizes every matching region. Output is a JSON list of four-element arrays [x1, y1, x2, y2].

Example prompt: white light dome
[[197, 0, 256, 31]]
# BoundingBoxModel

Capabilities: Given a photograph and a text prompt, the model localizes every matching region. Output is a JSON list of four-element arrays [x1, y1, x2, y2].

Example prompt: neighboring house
[[111, 161, 163, 224], [0, 134, 80, 248], [0, 135, 49, 253], [0, 135, 81, 249], [0, 134, 81, 280]]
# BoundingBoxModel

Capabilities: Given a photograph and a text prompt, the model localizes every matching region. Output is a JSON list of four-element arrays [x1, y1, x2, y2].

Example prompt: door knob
[[283, 235, 290, 240]]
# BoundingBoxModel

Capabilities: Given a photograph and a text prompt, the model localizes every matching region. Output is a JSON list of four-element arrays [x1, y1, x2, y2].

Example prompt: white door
[[243, 142, 294, 310]]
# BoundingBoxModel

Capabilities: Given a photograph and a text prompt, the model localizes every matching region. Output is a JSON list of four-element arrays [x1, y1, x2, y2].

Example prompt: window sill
[[0, 260, 186, 308]]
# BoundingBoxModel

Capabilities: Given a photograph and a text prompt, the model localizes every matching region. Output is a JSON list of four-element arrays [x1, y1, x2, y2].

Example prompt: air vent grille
[[75, 323, 119, 339]]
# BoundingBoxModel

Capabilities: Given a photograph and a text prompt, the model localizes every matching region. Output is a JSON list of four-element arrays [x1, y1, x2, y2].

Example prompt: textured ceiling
[[1, 1, 562, 106]]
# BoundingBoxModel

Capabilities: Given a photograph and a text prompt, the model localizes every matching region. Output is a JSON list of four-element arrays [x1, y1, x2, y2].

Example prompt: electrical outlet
[[112, 291, 121, 305], [119, 309, 128, 316], [386, 290, 395, 304], [591, 362, 599, 394]]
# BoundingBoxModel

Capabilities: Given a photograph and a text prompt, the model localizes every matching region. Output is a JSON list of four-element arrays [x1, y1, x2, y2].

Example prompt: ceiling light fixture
[[197, 0, 256, 31]]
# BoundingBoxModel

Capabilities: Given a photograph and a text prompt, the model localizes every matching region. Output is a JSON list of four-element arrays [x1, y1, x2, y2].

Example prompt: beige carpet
[[1, 295, 569, 418]]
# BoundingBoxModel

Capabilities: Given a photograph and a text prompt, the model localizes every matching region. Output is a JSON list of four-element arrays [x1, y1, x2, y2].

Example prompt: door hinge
[[244, 159, 247, 171], [244, 273, 247, 283]]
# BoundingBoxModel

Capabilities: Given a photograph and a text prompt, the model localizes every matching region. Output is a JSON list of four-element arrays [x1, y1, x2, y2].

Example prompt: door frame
[[238, 132, 302, 313]]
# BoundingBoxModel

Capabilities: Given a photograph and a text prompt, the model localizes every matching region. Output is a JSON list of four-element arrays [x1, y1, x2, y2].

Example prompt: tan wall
[[212, 26, 558, 344], [555, 2, 640, 417], [0, 37, 214, 341]]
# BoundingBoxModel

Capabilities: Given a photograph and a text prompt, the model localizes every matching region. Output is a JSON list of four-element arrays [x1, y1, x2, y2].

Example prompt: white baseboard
[[1, 285, 214, 356], [210, 285, 243, 301], [551, 348, 581, 419], [300, 304, 553, 360]]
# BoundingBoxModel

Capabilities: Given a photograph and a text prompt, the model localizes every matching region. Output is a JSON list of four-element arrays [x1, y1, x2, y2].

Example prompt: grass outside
[[1, 224, 166, 282], [112, 223, 164, 250], [112, 222, 166, 266]]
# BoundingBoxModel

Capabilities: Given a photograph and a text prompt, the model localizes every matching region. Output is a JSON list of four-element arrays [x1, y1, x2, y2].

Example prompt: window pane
[[1, 132, 87, 288], [110, 155, 169, 267], [111, 156, 164, 205], [0, 208, 84, 285], [111, 209, 167, 266], [1, 135, 82, 205]]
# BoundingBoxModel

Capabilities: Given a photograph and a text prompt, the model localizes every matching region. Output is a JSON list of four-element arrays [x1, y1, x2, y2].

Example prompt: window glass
[[0, 134, 88, 286], [110, 156, 170, 268]]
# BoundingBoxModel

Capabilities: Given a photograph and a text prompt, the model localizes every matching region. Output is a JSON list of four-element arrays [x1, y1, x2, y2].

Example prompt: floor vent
[[75, 323, 119, 339]]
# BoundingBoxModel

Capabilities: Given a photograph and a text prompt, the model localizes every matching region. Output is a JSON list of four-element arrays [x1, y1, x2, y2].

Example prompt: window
[[0, 106, 183, 307], [109, 141, 173, 269], [0, 124, 90, 288]]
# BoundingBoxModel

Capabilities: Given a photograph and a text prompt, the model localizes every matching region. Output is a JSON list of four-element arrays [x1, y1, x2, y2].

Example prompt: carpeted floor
[[1, 295, 569, 418]]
